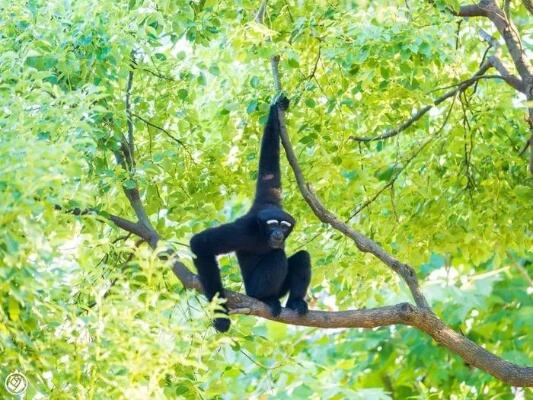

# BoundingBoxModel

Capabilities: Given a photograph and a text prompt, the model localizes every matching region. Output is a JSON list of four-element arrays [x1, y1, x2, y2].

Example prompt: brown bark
[[167, 257, 533, 387], [455, 1, 533, 172]]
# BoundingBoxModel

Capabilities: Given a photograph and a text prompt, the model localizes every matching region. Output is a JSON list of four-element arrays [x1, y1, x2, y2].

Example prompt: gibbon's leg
[[242, 250, 288, 317], [283, 250, 311, 315]]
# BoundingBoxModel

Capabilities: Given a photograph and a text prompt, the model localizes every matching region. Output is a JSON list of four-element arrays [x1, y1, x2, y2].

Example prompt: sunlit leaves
[[0, 0, 531, 398]]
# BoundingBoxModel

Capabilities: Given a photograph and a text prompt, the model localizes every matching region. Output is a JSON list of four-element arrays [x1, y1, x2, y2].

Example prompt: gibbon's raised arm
[[253, 97, 289, 207]]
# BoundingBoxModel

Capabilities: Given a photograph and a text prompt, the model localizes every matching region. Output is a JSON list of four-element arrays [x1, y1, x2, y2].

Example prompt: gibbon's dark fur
[[190, 96, 311, 332]]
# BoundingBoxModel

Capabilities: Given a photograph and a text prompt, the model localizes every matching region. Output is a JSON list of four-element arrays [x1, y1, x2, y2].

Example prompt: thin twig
[[307, 46, 321, 80], [132, 112, 195, 161], [132, 113, 185, 147], [430, 74, 504, 93], [349, 96, 457, 220], [138, 67, 176, 81], [519, 137, 531, 156]]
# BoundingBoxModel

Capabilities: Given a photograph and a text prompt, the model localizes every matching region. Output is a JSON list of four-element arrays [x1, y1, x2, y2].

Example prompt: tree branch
[[166, 256, 533, 385], [132, 112, 188, 148], [487, 55, 526, 93], [453, 1, 532, 81], [522, 0, 533, 14], [108, 59, 158, 246], [350, 62, 492, 142], [137, 67, 176, 82], [457, 3, 490, 17], [482, 2, 531, 82]]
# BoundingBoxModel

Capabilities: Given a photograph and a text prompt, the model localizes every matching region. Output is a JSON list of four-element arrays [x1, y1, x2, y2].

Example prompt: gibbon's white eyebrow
[[280, 221, 292, 227], [266, 219, 279, 225]]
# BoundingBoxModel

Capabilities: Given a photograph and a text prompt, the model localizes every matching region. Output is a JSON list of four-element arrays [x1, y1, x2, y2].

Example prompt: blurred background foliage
[[0, 0, 531, 398]]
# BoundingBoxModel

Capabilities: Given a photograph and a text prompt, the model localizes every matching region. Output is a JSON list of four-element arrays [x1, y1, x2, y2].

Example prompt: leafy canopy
[[0, 0, 531, 398]]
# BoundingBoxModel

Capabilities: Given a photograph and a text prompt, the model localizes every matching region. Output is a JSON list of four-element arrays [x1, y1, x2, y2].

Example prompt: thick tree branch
[[453, 1, 532, 83], [169, 259, 408, 327], [107, 215, 146, 238], [487, 55, 526, 93], [166, 257, 533, 386], [479, 1, 531, 82], [457, 3, 490, 16], [108, 208, 157, 246]]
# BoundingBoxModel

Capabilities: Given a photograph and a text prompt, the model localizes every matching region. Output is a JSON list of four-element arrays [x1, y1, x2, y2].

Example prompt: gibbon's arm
[[253, 100, 288, 206], [190, 222, 248, 301], [189, 220, 254, 333]]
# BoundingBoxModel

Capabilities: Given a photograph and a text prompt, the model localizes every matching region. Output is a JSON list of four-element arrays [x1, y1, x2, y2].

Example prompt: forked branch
[[350, 58, 524, 142], [439, 0, 533, 173]]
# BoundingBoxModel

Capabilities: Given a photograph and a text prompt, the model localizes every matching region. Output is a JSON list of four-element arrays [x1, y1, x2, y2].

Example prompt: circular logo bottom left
[[5, 372, 28, 396]]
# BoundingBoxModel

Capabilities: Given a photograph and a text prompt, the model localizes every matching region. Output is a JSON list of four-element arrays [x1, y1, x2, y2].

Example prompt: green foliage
[[0, 0, 531, 398]]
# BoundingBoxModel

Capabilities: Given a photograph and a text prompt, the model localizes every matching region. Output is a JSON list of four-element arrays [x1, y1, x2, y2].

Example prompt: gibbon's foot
[[213, 317, 231, 332], [263, 298, 282, 317], [286, 298, 308, 316]]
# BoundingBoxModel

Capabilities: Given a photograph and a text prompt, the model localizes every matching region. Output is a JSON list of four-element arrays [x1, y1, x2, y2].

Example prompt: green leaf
[[25, 55, 58, 71], [305, 98, 316, 108], [250, 76, 260, 88], [123, 179, 136, 189], [246, 100, 258, 113], [376, 165, 399, 181], [8, 297, 20, 321], [178, 88, 188, 100], [287, 57, 300, 68], [209, 64, 220, 76]]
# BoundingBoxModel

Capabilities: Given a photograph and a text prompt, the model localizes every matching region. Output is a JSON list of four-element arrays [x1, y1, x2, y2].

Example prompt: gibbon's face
[[264, 218, 293, 249], [257, 208, 296, 249]]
